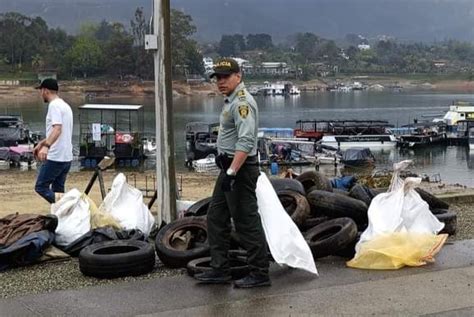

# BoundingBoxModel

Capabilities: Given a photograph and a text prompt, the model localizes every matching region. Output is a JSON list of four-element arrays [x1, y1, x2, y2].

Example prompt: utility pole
[[145, 0, 176, 225]]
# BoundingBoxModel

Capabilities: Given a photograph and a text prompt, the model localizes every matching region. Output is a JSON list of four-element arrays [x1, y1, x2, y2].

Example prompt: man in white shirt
[[34, 78, 73, 203]]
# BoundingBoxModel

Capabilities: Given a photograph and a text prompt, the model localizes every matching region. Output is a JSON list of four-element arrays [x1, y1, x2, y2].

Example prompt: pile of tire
[[272, 171, 456, 260], [151, 174, 456, 270], [283, 171, 364, 259]]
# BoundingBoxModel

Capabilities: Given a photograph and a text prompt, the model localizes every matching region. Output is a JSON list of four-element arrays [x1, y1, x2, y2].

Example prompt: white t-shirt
[[46, 97, 73, 162]]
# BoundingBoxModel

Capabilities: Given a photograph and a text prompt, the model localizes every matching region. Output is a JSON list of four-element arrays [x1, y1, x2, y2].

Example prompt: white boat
[[320, 134, 397, 149], [262, 81, 285, 95], [441, 101, 474, 126], [289, 86, 301, 95]]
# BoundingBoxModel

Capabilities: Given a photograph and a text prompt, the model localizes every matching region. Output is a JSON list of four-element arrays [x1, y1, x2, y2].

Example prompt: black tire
[[277, 190, 311, 227], [307, 190, 368, 224], [333, 232, 362, 259], [349, 184, 372, 206], [79, 240, 155, 278], [299, 216, 330, 232], [369, 188, 386, 197], [270, 178, 305, 195], [185, 197, 212, 217], [304, 218, 358, 258], [435, 210, 457, 235], [415, 188, 450, 210], [187, 251, 249, 279], [332, 188, 350, 196], [430, 208, 449, 215], [296, 171, 333, 193], [155, 217, 210, 268]]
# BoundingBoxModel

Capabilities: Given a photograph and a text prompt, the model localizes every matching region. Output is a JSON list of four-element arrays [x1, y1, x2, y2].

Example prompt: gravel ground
[[0, 256, 186, 299], [0, 200, 472, 300], [449, 203, 474, 241]]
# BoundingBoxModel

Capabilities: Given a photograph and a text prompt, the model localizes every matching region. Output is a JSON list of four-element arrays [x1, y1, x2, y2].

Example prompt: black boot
[[234, 272, 271, 288], [194, 269, 232, 284]]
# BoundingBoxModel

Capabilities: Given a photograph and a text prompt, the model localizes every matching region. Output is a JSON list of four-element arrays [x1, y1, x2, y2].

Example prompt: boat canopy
[[342, 148, 374, 162]]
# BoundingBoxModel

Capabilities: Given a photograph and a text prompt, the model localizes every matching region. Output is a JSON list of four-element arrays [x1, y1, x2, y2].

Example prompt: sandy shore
[[2, 77, 474, 102], [0, 169, 216, 218], [0, 80, 219, 101]]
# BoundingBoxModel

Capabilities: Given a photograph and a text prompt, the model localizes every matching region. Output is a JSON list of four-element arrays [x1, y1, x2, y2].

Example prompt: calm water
[[2, 90, 474, 186]]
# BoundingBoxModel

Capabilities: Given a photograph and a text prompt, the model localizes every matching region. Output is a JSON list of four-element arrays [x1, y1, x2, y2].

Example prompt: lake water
[[2, 90, 474, 186]]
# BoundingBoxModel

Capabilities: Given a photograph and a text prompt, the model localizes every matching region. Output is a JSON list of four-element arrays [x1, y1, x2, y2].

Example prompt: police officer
[[194, 58, 270, 288]]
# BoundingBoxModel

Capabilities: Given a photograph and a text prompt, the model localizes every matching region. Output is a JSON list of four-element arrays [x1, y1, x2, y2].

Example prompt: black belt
[[216, 153, 258, 170]]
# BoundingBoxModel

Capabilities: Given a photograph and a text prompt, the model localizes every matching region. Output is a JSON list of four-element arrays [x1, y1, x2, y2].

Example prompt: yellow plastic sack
[[347, 232, 448, 270], [86, 195, 122, 230]]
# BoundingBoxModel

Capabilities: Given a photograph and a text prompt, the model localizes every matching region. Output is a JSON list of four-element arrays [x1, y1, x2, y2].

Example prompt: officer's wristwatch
[[226, 168, 236, 176]]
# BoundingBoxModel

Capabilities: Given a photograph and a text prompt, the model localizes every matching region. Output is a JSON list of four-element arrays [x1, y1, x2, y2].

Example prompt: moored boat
[[398, 121, 447, 148]]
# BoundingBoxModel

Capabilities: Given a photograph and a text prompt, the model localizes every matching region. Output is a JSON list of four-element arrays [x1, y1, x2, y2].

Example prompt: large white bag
[[51, 188, 91, 246], [357, 160, 444, 249], [256, 172, 318, 275], [99, 173, 155, 237]]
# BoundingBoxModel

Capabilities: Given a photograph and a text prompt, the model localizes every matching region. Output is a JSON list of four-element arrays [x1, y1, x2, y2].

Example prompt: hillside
[[1, 0, 474, 42]]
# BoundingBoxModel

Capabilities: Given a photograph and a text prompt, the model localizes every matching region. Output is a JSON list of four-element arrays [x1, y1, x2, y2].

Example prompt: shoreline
[[2, 77, 474, 101]]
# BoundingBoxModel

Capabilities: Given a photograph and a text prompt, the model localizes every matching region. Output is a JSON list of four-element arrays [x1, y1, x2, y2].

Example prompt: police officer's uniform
[[206, 79, 269, 280]]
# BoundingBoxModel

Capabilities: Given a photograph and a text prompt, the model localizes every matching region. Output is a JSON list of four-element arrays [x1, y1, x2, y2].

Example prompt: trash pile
[[0, 160, 455, 278], [154, 161, 453, 276], [0, 172, 156, 278]]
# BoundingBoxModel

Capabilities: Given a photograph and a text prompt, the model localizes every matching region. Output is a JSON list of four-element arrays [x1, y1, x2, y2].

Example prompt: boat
[[397, 121, 447, 148], [289, 86, 301, 95], [341, 148, 375, 167], [185, 122, 219, 167], [260, 81, 300, 96], [440, 101, 474, 124], [258, 128, 342, 166], [257, 137, 315, 166], [317, 120, 397, 149], [78, 104, 147, 168], [321, 134, 397, 149], [293, 120, 332, 140], [0, 115, 30, 147], [439, 101, 474, 133]]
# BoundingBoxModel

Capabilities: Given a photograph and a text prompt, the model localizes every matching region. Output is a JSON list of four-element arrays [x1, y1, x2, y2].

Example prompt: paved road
[[1, 240, 473, 316]]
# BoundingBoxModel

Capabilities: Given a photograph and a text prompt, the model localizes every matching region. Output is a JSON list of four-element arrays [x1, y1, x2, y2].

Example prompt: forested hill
[[2, 0, 474, 42]]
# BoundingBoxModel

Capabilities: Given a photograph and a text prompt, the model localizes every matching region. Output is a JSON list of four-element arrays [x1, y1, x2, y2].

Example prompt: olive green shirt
[[217, 82, 258, 156]]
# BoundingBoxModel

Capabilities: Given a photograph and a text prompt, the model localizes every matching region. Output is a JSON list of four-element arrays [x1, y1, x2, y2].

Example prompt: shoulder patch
[[237, 90, 245, 97], [238, 104, 249, 119]]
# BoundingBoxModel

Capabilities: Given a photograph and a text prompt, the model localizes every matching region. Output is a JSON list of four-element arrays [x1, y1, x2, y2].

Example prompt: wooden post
[[151, 0, 176, 224]]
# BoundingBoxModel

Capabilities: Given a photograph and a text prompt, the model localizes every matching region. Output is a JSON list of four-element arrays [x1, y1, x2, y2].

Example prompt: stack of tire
[[272, 171, 457, 260], [150, 174, 456, 275], [275, 172, 363, 259]]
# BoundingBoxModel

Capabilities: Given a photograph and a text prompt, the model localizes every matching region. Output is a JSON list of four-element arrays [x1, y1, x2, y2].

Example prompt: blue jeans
[[35, 160, 72, 204]]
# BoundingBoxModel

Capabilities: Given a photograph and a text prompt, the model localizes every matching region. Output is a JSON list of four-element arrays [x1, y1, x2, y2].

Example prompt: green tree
[[130, 7, 153, 79], [64, 35, 104, 78], [170, 9, 203, 76], [218, 34, 246, 57], [104, 23, 134, 79], [96, 20, 115, 42], [246, 34, 273, 50], [295, 32, 320, 62]]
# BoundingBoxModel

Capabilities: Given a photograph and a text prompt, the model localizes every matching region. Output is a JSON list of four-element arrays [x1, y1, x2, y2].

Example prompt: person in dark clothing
[[194, 58, 270, 288]]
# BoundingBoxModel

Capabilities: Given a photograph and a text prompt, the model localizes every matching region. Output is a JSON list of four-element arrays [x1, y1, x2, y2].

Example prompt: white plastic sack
[[51, 188, 91, 247], [177, 200, 196, 218], [99, 173, 155, 237], [256, 172, 318, 275], [357, 160, 445, 251]]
